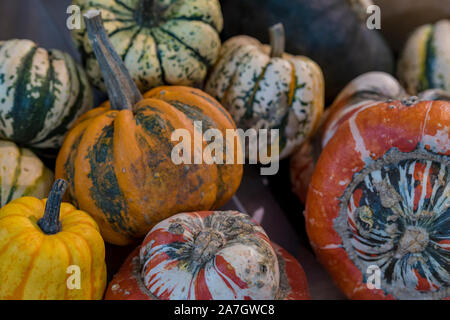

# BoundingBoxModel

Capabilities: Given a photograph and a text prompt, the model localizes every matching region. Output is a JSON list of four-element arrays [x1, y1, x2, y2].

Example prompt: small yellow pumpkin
[[0, 179, 106, 300]]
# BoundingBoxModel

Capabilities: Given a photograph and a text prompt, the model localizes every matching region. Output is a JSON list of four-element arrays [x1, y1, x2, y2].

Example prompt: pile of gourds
[[0, 0, 448, 300]]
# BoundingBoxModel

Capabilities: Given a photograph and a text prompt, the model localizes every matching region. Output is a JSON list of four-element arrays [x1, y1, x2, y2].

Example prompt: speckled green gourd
[[72, 0, 223, 92], [0, 39, 93, 153], [398, 19, 450, 95], [205, 25, 324, 158]]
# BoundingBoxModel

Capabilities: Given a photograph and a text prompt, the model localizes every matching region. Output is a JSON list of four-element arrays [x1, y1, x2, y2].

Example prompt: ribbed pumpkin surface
[[72, 0, 223, 92], [0, 196, 106, 300], [0, 39, 93, 152], [205, 35, 324, 158], [55, 86, 243, 245], [0, 140, 53, 207], [398, 19, 450, 95]]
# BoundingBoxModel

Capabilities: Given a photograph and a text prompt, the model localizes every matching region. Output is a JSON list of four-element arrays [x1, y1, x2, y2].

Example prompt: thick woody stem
[[269, 23, 285, 58], [84, 9, 142, 110], [37, 179, 68, 235]]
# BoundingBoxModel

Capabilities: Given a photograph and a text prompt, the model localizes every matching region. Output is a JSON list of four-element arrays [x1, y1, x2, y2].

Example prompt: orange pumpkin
[[55, 10, 242, 245], [305, 78, 450, 299]]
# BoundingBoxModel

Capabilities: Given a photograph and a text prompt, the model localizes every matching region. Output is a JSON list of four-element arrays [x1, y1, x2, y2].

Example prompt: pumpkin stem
[[84, 9, 142, 110], [269, 23, 285, 58], [37, 179, 68, 235]]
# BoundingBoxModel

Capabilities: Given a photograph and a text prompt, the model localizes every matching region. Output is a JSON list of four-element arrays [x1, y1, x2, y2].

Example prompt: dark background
[[0, 0, 448, 299]]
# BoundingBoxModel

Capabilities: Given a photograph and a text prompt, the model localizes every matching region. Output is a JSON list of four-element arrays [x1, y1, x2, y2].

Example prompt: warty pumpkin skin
[[205, 24, 324, 159], [0, 179, 107, 300], [56, 11, 243, 245], [305, 95, 450, 299], [398, 19, 450, 95], [72, 0, 223, 92], [0, 140, 54, 207], [0, 39, 93, 153]]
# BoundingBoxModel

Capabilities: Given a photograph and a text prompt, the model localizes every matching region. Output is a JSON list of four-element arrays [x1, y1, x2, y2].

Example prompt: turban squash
[[0, 39, 93, 153], [72, 0, 223, 92], [0, 140, 53, 207], [0, 179, 106, 300], [398, 19, 450, 95], [56, 11, 242, 245], [290, 71, 450, 204], [105, 210, 310, 300], [205, 24, 324, 159], [304, 73, 450, 299], [220, 0, 394, 103]]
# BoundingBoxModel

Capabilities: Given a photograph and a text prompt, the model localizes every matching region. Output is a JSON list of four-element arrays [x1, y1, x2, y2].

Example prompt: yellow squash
[[0, 179, 106, 300]]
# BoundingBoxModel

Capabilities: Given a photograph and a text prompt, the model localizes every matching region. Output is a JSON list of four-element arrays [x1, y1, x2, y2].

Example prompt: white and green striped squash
[[398, 19, 450, 95], [0, 39, 93, 153], [205, 25, 324, 159], [0, 140, 53, 207], [72, 0, 223, 92]]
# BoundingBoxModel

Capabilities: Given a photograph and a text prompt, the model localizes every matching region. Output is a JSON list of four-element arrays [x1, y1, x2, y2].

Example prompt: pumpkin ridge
[[423, 26, 438, 91], [6, 232, 44, 299], [120, 27, 143, 62], [158, 27, 210, 67], [149, 29, 166, 84], [242, 61, 271, 121], [31, 63, 86, 144], [8, 46, 41, 143], [86, 124, 134, 236], [61, 229, 95, 299], [114, 0, 134, 12], [5, 146, 22, 204], [170, 16, 220, 33]]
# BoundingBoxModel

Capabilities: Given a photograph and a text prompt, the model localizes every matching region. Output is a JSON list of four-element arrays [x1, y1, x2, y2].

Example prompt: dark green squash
[[220, 0, 395, 103]]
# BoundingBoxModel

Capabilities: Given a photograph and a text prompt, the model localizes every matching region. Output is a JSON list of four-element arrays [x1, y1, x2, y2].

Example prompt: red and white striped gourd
[[105, 210, 310, 300], [304, 72, 450, 299]]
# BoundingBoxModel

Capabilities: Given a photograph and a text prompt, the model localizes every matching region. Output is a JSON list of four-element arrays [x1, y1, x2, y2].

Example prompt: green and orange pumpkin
[[56, 10, 242, 245]]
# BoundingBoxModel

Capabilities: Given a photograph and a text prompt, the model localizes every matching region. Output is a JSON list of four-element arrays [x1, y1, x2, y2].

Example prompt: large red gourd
[[304, 73, 450, 299]]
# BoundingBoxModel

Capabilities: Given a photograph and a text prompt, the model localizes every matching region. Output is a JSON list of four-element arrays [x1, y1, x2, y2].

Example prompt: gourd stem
[[84, 9, 142, 110], [37, 179, 68, 235], [269, 23, 285, 58]]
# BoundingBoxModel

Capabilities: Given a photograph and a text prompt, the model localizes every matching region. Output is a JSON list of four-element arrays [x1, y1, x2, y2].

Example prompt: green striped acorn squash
[[72, 0, 223, 92], [0, 39, 93, 153], [0, 140, 53, 207], [205, 24, 324, 159], [398, 19, 450, 95]]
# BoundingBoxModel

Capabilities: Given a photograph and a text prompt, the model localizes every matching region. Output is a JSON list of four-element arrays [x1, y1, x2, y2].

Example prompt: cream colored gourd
[[398, 19, 450, 95], [0, 140, 53, 207], [205, 24, 324, 158]]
